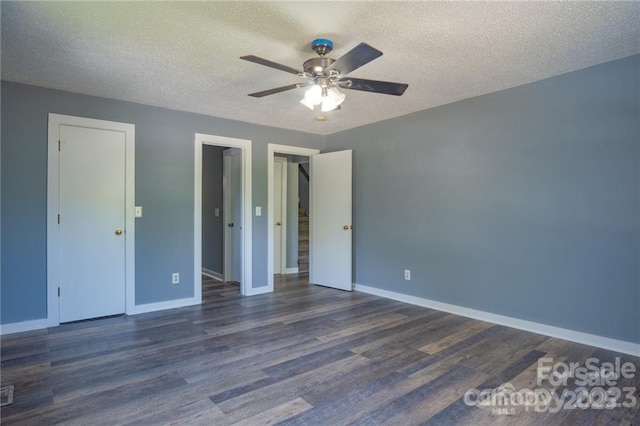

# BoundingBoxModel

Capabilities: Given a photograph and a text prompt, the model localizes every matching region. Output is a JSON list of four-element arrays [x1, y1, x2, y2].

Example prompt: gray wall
[[201, 145, 224, 275], [0, 81, 325, 324], [286, 162, 299, 269], [299, 163, 310, 214], [326, 55, 640, 344]]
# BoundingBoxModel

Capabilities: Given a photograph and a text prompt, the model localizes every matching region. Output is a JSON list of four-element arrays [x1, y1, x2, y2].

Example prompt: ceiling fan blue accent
[[311, 38, 334, 50]]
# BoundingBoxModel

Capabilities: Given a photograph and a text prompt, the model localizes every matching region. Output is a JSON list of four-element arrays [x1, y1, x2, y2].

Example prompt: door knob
[[115, 228, 123, 235], [228, 223, 234, 228], [276, 222, 281, 226], [343, 225, 351, 230]]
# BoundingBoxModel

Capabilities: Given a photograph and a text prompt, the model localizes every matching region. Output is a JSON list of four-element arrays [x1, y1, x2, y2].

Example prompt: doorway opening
[[267, 144, 320, 292], [194, 134, 253, 299]]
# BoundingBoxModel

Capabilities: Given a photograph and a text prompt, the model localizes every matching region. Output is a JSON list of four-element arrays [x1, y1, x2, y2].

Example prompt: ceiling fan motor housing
[[303, 57, 336, 76]]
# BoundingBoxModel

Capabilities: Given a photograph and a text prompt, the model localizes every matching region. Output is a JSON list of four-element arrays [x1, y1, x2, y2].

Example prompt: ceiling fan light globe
[[305, 85, 323, 102], [321, 87, 346, 111], [300, 97, 316, 110]]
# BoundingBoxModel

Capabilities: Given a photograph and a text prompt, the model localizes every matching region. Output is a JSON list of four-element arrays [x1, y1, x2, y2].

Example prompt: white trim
[[354, 284, 640, 357], [284, 267, 300, 274], [0, 318, 53, 335], [245, 286, 272, 296], [47, 114, 135, 327], [267, 144, 320, 292], [195, 134, 252, 297], [127, 297, 200, 315], [202, 269, 224, 281]]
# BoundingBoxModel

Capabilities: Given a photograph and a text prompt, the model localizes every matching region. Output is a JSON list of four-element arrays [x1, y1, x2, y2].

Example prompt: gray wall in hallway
[[202, 145, 224, 276], [299, 163, 310, 214], [286, 162, 299, 269], [1, 81, 325, 324], [326, 55, 640, 344]]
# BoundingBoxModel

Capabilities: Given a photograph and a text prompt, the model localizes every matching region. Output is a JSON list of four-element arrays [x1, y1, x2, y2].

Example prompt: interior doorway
[[267, 144, 320, 292], [194, 134, 253, 298], [272, 155, 310, 277]]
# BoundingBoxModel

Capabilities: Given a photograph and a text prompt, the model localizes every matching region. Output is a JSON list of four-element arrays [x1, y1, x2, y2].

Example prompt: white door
[[273, 157, 287, 274], [224, 148, 243, 283], [310, 150, 353, 291], [59, 125, 126, 322]]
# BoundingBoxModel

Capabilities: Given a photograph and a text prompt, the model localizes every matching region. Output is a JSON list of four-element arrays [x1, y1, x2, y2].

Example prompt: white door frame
[[47, 114, 136, 326], [273, 156, 288, 275], [267, 144, 319, 292], [195, 133, 253, 296]]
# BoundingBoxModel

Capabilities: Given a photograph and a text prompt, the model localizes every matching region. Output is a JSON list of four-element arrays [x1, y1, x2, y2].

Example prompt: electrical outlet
[[172, 273, 180, 284], [404, 269, 411, 280]]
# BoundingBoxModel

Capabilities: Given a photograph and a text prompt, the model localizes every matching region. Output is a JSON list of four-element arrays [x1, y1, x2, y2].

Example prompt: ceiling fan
[[240, 39, 409, 112]]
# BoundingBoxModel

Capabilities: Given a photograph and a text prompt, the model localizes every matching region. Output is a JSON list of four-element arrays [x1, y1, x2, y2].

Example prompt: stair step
[[298, 204, 309, 272]]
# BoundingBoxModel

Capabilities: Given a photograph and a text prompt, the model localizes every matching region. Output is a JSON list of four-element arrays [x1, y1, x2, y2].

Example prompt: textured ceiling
[[2, 1, 639, 135]]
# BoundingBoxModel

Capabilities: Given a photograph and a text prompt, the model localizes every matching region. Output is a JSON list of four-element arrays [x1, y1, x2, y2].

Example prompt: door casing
[[47, 114, 135, 326], [267, 144, 320, 292], [194, 133, 253, 296]]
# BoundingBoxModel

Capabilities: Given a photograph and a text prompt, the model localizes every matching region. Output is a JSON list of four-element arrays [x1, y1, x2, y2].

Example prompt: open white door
[[224, 148, 243, 283], [310, 150, 352, 291], [273, 157, 287, 274]]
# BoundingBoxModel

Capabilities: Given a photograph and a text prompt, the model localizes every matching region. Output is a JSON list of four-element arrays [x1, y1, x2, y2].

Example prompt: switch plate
[[256, 206, 262, 216], [214, 208, 220, 217], [172, 273, 179, 284], [404, 269, 411, 280], [134, 206, 142, 218]]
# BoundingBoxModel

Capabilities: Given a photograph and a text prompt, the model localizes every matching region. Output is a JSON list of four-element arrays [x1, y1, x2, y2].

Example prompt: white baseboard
[[245, 286, 272, 296], [202, 268, 223, 281], [0, 317, 57, 335], [354, 284, 640, 357], [127, 297, 201, 315], [284, 267, 299, 274], [1, 297, 202, 335]]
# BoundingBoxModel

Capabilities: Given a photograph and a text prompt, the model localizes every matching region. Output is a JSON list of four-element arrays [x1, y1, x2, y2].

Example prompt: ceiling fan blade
[[339, 77, 408, 96], [327, 43, 383, 76], [240, 55, 302, 75], [248, 83, 310, 98]]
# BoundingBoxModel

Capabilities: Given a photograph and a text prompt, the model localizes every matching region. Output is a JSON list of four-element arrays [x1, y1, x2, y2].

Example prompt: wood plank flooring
[[1, 274, 638, 425]]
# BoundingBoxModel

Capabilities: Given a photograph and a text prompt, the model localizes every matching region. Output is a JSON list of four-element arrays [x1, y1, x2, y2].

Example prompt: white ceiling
[[2, 1, 639, 135]]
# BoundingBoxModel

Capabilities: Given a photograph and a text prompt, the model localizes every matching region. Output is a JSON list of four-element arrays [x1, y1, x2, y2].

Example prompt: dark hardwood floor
[[1, 274, 638, 425]]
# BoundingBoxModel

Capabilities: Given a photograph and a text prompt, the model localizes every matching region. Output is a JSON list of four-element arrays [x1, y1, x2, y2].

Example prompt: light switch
[[134, 206, 143, 218], [255, 206, 262, 216], [214, 208, 220, 217]]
